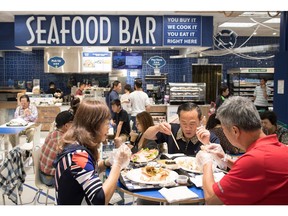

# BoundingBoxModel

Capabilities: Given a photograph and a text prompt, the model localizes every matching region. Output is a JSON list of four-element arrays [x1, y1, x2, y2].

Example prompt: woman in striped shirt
[[53, 100, 131, 205]]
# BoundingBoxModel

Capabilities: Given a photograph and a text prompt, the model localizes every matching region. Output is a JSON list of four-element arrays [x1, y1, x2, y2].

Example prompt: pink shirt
[[213, 134, 288, 204]]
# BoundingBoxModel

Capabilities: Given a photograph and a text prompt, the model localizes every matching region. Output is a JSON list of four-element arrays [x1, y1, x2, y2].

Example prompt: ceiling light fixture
[[219, 22, 257, 28], [240, 12, 269, 17], [263, 18, 281, 24]]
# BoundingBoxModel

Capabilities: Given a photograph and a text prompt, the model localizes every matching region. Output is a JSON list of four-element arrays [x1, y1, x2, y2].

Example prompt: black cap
[[55, 111, 74, 128]]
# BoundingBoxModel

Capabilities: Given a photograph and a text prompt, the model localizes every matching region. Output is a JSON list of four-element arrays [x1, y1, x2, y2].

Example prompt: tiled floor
[[0, 131, 134, 205]]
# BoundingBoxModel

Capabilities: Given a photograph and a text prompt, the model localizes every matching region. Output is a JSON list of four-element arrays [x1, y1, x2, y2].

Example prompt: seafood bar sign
[[14, 15, 212, 47]]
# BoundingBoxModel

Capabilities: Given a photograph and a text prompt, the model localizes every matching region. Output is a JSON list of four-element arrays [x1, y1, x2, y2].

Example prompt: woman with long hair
[[54, 100, 131, 205], [129, 111, 157, 153]]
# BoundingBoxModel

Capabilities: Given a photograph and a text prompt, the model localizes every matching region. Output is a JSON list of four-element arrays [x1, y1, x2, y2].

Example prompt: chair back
[[32, 124, 42, 150], [32, 148, 49, 190]]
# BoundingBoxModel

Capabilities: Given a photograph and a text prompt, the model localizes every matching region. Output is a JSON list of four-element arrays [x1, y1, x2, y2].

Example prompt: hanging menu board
[[82, 52, 112, 72]]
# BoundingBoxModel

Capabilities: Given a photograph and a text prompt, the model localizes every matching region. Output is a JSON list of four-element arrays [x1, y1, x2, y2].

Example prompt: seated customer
[[9, 95, 38, 147], [143, 102, 219, 156], [39, 111, 74, 186], [128, 111, 157, 154], [206, 113, 242, 154], [111, 99, 130, 142], [53, 100, 131, 205], [260, 111, 288, 145], [197, 96, 288, 204]]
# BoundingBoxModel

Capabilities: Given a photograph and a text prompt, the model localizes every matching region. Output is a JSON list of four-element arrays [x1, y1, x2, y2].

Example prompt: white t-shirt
[[129, 90, 151, 116], [120, 93, 132, 114], [253, 85, 271, 107]]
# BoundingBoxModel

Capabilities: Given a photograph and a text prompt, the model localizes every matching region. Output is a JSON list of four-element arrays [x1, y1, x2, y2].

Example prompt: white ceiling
[[0, 11, 281, 51]]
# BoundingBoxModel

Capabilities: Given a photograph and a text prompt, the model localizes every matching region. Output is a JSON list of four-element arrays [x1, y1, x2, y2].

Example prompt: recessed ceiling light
[[219, 22, 257, 28], [253, 32, 257, 35], [263, 18, 281, 24], [273, 32, 277, 35], [171, 47, 174, 49], [152, 47, 156, 49]]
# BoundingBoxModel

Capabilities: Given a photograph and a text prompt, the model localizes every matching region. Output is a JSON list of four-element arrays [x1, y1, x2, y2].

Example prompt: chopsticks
[[171, 133, 180, 150]]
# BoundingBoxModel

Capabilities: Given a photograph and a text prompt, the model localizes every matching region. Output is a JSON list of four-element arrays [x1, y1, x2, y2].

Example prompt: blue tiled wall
[[0, 36, 279, 96]]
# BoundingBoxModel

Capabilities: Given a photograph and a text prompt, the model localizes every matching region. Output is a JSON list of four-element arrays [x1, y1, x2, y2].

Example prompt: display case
[[227, 68, 274, 106], [169, 83, 206, 104]]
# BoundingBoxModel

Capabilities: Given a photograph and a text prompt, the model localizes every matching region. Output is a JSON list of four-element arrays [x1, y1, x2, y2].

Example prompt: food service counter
[[36, 106, 61, 131], [149, 105, 167, 124]]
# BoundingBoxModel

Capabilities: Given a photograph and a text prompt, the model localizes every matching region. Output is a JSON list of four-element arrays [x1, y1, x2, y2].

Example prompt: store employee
[[142, 102, 219, 156]]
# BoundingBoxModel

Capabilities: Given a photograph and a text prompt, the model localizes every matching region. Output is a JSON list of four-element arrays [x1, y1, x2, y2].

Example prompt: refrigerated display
[[227, 68, 274, 106], [169, 83, 206, 104]]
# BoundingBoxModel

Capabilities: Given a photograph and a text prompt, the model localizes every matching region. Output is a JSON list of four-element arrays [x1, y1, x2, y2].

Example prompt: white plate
[[125, 168, 178, 185], [173, 156, 202, 174], [130, 148, 159, 163]]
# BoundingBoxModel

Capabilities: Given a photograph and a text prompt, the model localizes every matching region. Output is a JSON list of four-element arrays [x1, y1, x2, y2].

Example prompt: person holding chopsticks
[[143, 102, 220, 156]]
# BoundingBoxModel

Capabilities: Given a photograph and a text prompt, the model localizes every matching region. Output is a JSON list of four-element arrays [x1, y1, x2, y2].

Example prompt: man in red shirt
[[75, 82, 86, 96], [39, 111, 74, 186], [196, 96, 288, 205]]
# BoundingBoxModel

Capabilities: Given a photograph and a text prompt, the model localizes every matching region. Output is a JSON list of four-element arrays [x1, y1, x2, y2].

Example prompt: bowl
[[177, 175, 188, 185]]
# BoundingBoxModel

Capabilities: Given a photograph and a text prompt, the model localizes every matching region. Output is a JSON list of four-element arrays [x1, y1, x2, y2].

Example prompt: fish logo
[[48, 56, 65, 68]]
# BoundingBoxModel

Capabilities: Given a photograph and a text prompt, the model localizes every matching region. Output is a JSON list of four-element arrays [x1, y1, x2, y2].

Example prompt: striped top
[[253, 85, 271, 107], [54, 145, 105, 205]]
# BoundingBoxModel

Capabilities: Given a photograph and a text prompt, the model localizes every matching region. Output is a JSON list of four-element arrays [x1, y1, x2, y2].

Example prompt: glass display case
[[227, 68, 274, 106], [169, 83, 206, 104]]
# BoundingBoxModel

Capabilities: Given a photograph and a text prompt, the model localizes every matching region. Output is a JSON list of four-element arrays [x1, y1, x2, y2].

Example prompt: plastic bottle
[[162, 142, 168, 154]]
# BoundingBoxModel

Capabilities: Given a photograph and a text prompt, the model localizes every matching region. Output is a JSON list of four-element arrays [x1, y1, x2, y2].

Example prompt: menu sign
[[163, 16, 202, 46], [82, 52, 112, 72], [147, 56, 166, 69]]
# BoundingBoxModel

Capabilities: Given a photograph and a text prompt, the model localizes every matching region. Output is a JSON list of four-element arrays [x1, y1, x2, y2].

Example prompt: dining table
[[105, 166, 205, 205], [0, 122, 35, 161]]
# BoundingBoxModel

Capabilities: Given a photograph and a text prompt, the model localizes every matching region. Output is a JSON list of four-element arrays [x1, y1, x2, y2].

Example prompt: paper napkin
[[159, 186, 199, 203], [190, 172, 225, 187]]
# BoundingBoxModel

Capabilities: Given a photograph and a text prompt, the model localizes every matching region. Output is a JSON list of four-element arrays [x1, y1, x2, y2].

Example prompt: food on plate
[[165, 160, 176, 165], [140, 166, 169, 182], [156, 160, 179, 170], [174, 157, 200, 172], [131, 148, 159, 163], [6, 118, 28, 126]]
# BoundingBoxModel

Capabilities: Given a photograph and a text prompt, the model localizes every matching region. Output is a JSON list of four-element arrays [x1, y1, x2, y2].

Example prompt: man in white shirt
[[253, 78, 271, 111], [129, 79, 151, 131], [9, 95, 38, 147]]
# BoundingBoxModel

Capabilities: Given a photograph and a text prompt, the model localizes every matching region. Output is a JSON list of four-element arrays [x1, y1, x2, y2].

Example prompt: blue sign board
[[13, 15, 213, 47], [14, 15, 163, 47], [147, 56, 166, 69], [163, 16, 202, 46], [47, 56, 65, 68]]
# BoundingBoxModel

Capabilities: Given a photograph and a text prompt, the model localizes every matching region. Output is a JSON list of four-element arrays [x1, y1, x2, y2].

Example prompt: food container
[[177, 175, 188, 185]]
